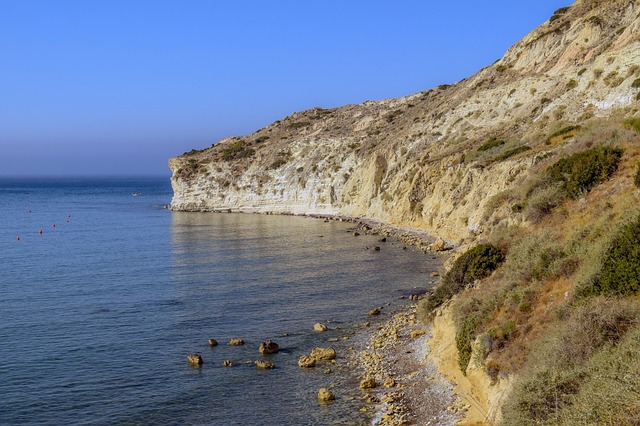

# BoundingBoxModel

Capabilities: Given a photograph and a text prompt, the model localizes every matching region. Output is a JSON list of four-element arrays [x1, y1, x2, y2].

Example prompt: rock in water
[[187, 354, 203, 366], [368, 307, 381, 316], [208, 338, 218, 346], [258, 340, 279, 354], [255, 360, 276, 369], [318, 388, 335, 402], [298, 355, 316, 368], [228, 338, 245, 346], [310, 347, 337, 361], [223, 360, 234, 367], [314, 323, 328, 332]]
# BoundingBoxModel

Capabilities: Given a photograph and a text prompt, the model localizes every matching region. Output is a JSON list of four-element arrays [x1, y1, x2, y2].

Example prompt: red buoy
[[16, 236, 20, 241], [52, 224, 56, 228], [39, 230, 43, 234], [66, 220, 70, 223]]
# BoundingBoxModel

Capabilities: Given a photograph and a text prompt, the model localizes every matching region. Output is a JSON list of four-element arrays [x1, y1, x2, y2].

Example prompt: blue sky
[[0, 1, 569, 177]]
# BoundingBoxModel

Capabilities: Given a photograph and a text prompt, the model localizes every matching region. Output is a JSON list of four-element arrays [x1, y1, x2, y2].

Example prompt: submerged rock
[[255, 360, 276, 369], [228, 338, 245, 346], [258, 340, 280, 354], [318, 388, 335, 402], [298, 355, 316, 368], [314, 322, 328, 332], [187, 354, 203, 366]]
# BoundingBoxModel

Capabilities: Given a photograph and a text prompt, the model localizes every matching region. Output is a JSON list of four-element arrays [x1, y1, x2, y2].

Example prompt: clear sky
[[0, 0, 570, 177]]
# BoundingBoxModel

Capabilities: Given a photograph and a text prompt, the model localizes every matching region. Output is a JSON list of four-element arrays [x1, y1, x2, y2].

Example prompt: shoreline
[[170, 207, 472, 425]]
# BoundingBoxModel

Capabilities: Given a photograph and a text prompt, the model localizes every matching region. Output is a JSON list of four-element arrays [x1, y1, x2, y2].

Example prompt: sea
[[0, 177, 442, 425]]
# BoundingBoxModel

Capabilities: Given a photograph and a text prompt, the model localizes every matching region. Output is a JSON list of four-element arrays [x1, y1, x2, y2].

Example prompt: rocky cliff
[[169, 0, 640, 245]]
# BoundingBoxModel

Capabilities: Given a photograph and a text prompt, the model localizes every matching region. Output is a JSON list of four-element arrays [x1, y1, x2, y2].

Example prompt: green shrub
[[254, 135, 270, 143], [546, 125, 581, 143], [477, 138, 506, 152], [222, 140, 255, 161], [549, 6, 570, 23], [495, 145, 531, 161], [623, 117, 640, 133], [566, 79, 577, 90], [582, 216, 640, 296], [632, 78, 640, 88], [269, 159, 288, 170], [423, 244, 504, 312], [635, 163, 640, 189], [544, 146, 623, 198], [455, 311, 486, 373]]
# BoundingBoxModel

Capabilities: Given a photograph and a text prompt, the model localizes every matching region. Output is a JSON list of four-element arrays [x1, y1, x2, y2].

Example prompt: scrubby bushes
[[623, 117, 640, 133], [580, 215, 640, 297], [421, 244, 504, 313], [544, 146, 623, 198], [502, 298, 640, 425], [635, 162, 640, 189], [222, 140, 255, 161], [477, 138, 506, 152]]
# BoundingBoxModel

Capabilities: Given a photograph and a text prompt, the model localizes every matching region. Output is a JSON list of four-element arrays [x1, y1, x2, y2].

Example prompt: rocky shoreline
[[348, 304, 463, 425]]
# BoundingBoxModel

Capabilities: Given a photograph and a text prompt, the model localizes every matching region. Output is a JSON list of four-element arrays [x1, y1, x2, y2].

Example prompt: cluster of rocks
[[187, 338, 280, 369], [306, 214, 452, 253]]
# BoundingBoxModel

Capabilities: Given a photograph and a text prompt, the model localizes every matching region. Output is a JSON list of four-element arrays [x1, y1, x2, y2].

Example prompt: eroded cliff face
[[169, 0, 640, 245]]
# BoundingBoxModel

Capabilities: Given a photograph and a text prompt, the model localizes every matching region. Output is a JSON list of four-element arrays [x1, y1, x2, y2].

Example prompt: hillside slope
[[170, 1, 640, 424]]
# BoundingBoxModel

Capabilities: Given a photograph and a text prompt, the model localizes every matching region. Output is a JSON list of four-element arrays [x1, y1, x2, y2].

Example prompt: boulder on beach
[[310, 347, 337, 361], [431, 237, 446, 251], [314, 323, 328, 332], [410, 330, 427, 338], [371, 246, 381, 251], [228, 338, 245, 346], [318, 388, 335, 402], [259, 340, 280, 354], [360, 377, 377, 389], [368, 307, 381, 316], [298, 355, 317, 368], [254, 360, 276, 369], [208, 338, 218, 346], [187, 354, 203, 366]]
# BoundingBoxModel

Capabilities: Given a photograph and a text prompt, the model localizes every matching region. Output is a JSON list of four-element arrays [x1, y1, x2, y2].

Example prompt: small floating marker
[[66, 220, 70, 223], [39, 230, 43, 234], [16, 236, 20, 241], [52, 224, 56, 228]]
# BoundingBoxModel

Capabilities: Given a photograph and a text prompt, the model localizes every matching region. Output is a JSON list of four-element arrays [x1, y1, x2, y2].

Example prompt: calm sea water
[[0, 178, 440, 425]]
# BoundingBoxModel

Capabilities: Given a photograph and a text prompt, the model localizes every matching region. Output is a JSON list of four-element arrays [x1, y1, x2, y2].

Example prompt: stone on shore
[[368, 307, 381, 316], [187, 354, 203, 366], [298, 355, 317, 367], [314, 323, 328, 332], [360, 377, 377, 389], [431, 237, 446, 251], [255, 360, 276, 369], [258, 340, 279, 354], [310, 347, 337, 361], [228, 338, 245, 346], [410, 330, 427, 338], [318, 388, 335, 402]]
